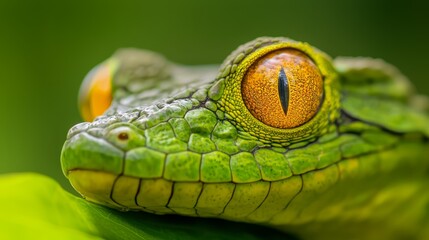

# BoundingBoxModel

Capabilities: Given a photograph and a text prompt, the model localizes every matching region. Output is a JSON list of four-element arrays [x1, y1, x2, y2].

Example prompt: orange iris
[[241, 49, 323, 129]]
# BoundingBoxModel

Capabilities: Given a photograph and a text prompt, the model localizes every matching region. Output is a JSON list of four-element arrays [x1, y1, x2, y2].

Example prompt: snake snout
[[61, 122, 148, 176], [60, 131, 124, 177]]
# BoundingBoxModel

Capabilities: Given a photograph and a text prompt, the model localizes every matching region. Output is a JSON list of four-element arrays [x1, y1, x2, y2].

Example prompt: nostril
[[118, 132, 129, 141], [105, 124, 145, 151]]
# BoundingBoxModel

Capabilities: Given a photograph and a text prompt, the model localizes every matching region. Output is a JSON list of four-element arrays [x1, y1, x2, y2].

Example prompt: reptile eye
[[241, 49, 323, 128], [78, 63, 113, 122]]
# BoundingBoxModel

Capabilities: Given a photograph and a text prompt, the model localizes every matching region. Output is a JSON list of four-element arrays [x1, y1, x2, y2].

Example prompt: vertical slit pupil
[[278, 67, 289, 115]]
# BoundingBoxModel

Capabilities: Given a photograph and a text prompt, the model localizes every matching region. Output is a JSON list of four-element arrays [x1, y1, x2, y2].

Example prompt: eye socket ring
[[216, 38, 340, 144]]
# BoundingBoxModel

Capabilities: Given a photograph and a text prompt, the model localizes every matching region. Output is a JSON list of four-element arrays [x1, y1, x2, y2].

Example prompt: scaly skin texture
[[61, 37, 429, 239]]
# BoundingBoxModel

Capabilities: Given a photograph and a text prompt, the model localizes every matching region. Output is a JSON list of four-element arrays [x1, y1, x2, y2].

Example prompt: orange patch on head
[[241, 49, 323, 128]]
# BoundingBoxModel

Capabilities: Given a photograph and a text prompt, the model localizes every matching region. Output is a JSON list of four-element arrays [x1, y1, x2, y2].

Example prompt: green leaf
[[0, 173, 290, 240]]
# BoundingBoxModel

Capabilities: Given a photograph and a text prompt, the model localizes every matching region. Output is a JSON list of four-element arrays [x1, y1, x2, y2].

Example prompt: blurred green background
[[0, 0, 428, 190]]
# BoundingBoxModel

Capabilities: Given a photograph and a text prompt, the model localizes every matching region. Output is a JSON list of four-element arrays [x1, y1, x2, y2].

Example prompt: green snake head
[[61, 37, 429, 239]]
